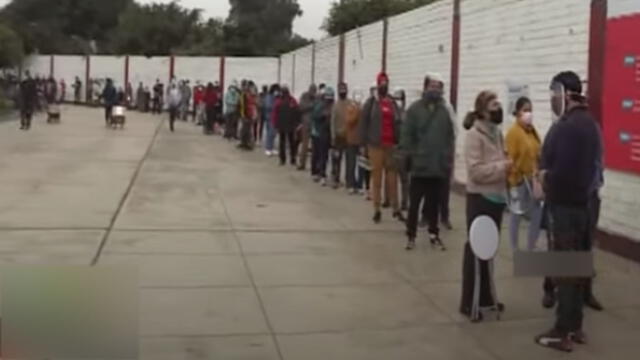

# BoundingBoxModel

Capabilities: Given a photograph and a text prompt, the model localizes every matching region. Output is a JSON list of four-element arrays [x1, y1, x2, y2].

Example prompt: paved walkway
[[0, 106, 639, 359]]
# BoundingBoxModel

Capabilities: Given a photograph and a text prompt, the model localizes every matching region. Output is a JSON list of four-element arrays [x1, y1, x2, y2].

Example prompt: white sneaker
[[321, 178, 327, 187], [348, 188, 357, 195], [265, 150, 272, 157]]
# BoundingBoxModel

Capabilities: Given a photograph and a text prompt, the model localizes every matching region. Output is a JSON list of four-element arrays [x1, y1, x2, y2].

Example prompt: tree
[[0, 0, 132, 54], [223, 0, 310, 56], [322, 0, 440, 36], [0, 22, 24, 68]]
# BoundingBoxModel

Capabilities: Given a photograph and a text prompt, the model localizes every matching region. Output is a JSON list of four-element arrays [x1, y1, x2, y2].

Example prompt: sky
[[0, 0, 332, 39]]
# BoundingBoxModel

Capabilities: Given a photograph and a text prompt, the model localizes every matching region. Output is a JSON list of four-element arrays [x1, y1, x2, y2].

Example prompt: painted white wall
[[291, 45, 313, 98], [54, 55, 86, 102], [174, 57, 220, 86], [313, 36, 340, 90], [387, 0, 453, 105], [128, 56, 171, 91], [225, 57, 279, 90], [90, 55, 126, 88], [280, 53, 294, 89], [609, 0, 640, 18], [21, 55, 50, 79], [344, 21, 384, 101]]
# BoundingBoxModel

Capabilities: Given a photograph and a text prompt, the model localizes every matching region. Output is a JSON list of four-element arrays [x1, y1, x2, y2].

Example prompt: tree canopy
[[0, 0, 310, 59], [323, 0, 440, 36], [0, 22, 24, 68]]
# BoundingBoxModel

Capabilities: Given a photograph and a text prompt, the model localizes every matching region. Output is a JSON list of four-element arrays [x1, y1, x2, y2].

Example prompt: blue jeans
[[509, 182, 543, 251], [265, 120, 276, 151]]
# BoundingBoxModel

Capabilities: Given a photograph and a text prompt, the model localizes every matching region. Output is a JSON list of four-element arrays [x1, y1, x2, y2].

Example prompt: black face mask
[[489, 108, 504, 124], [378, 85, 388, 97], [339, 92, 347, 100]]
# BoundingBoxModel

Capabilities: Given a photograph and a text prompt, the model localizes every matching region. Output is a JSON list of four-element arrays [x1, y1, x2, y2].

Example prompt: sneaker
[[320, 178, 327, 187], [442, 219, 453, 230], [382, 201, 390, 209], [535, 329, 573, 352], [312, 175, 320, 183], [569, 330, 587, 345], [348, 188, 357, 195], [265, 150, 272, 156], [542, 291, 556, 309], [429, 233, 446, 251], [373, 211, 382, 224], [405, 238, 416, 251], [393, 211, 406, 223], [584, 295, 604, 311]]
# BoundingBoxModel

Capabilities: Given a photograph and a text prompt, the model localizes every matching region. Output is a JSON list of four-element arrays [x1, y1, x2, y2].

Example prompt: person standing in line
[[298, 84, 318, 171], [125, 82, 133, 109], [239, 82, 258, 150], [459, 90, 510, 321], [343, 86, 362, 194], [179, 80, 191, 121], [330, 82, 358, 189], [535, 71, 602, 352], [224, 82, 241, 140], [272, 85, 301, 166], [392, 88, 409, 211], [167, 80, 182, 132], [257, 85, 269, 144], [311, 87, 335, 185], [152, 79, 162, 114], [59, 79, 66, 104], [100, 78, 117, 126], [136, 82, 145, 111], [193, 82, 205, 124], [203, 82, 218, 135], [19, 71, 37, 131], [359, 72, 404, 224], [73, 76, 82, 104], [264, 84, 280, 156], [44, 76, 58, 123], [505, 97, 543, 251], [403, 75, 455, 251]]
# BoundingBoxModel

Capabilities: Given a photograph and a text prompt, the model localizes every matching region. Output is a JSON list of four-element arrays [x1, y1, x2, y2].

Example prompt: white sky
[[0, 0, 332, 39]]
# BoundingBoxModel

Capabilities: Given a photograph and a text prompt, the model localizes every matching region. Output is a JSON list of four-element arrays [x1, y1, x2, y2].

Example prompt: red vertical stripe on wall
[[50, 55, 55, 78], [449, 0, 461, 111], [220, 56, 226, 98], [124, 56, 130, 86], [338, 34, 346, 85], [169, 55, 175, 80], [382, 18, 389, 72], [588, 0, 608, 125], [311, 42, 316, 85]]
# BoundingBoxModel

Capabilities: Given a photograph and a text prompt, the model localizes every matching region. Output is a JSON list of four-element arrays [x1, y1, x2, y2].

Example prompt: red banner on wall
[[602, 13, 640, 173]]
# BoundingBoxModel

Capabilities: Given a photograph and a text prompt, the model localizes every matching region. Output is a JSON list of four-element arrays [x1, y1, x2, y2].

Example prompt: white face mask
[[521, 111, 533, 125]]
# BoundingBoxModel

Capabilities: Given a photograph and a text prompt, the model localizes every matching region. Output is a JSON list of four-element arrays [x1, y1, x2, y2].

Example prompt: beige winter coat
[[464, 119, 509, 195]]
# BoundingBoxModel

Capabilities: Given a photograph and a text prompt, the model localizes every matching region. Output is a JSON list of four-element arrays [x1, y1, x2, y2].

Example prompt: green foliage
[[0, 22, 24, 68], [323, 0, 440, 36], [224, 0, 310, 56]]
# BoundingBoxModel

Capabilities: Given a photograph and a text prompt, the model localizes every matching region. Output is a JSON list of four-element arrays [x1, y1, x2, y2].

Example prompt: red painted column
[[311, 42, 316, 85], [449, 0, 461, 111], [220, 56, 226, 98], [124, 56, 130, 87], [50, 55, 55, 78], [85, 55, 91, 103], [292, 53, 297, 93], [169, 55, 175, 81], [382, 18, 389, 72], [588, 0, 608, 125], [338, 34, 346, 85]]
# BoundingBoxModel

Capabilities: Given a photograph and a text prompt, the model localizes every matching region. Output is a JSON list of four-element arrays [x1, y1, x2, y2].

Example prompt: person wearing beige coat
[[460, 90, 511, 321]]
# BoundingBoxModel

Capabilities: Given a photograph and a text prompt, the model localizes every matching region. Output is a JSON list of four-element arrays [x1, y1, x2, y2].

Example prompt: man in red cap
[[359, 72, 405, 224]]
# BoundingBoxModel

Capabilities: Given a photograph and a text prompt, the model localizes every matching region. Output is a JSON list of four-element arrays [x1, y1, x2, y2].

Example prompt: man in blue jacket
[[535, 71, 601, 352]]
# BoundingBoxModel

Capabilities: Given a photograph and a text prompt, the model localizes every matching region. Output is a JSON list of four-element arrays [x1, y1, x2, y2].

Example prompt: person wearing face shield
[[402, 75, 455, 251], [534, 71, 603, 353], [359, 72, 405, 224], [297, 84, 318, 170], [460, 90, 510, 321], [505, 97, 543, 251]]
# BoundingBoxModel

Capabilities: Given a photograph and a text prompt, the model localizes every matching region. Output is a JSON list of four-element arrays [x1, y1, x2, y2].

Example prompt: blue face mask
[[423, 90, 443, 103]]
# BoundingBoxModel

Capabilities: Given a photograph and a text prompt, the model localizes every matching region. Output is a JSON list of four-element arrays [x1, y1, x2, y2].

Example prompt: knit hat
[[377, 72, 389, 86]]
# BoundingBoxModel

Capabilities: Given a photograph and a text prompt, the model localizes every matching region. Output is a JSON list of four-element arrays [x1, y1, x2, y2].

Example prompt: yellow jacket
[[505, 121, 541, 187]]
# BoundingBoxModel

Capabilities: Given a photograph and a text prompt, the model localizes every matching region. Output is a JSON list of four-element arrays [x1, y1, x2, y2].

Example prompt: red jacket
[[194, 87, 205, 105], [204, 89, 218, 107]]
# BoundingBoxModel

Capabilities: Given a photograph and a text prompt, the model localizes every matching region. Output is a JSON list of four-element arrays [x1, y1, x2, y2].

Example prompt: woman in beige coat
[[459, 90, 512, 321]]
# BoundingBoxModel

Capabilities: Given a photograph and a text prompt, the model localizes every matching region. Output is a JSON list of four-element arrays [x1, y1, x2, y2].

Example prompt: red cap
[[377, 72, 389, 86]]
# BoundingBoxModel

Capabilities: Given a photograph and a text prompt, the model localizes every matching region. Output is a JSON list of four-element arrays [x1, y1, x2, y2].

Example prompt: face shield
[[550, 82, 566, 121]]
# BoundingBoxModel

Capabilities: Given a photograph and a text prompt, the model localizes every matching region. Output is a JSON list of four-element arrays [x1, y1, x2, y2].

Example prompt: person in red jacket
[[272, 85, 301, 166], [193, 82, 205, 123], [203, 82, 218, 135]]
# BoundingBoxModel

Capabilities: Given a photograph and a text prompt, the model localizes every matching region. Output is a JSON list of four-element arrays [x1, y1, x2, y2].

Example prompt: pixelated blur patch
[[1, 266, 138, 359], [513, 251, 594, 278]]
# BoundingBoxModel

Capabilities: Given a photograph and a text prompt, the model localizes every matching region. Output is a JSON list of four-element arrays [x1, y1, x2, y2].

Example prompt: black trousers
[[460, 194, 505, 314], [407, 177, 445, 239], [440, 175, 452, 222], [105, 105, 113, 124], [279, 130, 297, 165], [311, 136, 329, 177], [20, 109, 33, 128]]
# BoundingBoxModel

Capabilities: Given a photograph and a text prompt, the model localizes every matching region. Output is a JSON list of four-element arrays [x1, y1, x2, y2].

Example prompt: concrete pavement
[[0, 106, 639, 359]]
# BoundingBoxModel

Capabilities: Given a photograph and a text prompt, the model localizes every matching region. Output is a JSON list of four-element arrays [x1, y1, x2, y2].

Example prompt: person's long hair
[[463, 90, 497, 130]]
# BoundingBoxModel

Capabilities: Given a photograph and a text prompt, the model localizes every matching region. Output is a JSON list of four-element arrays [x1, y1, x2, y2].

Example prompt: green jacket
[[401, 98, 455, 178]]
